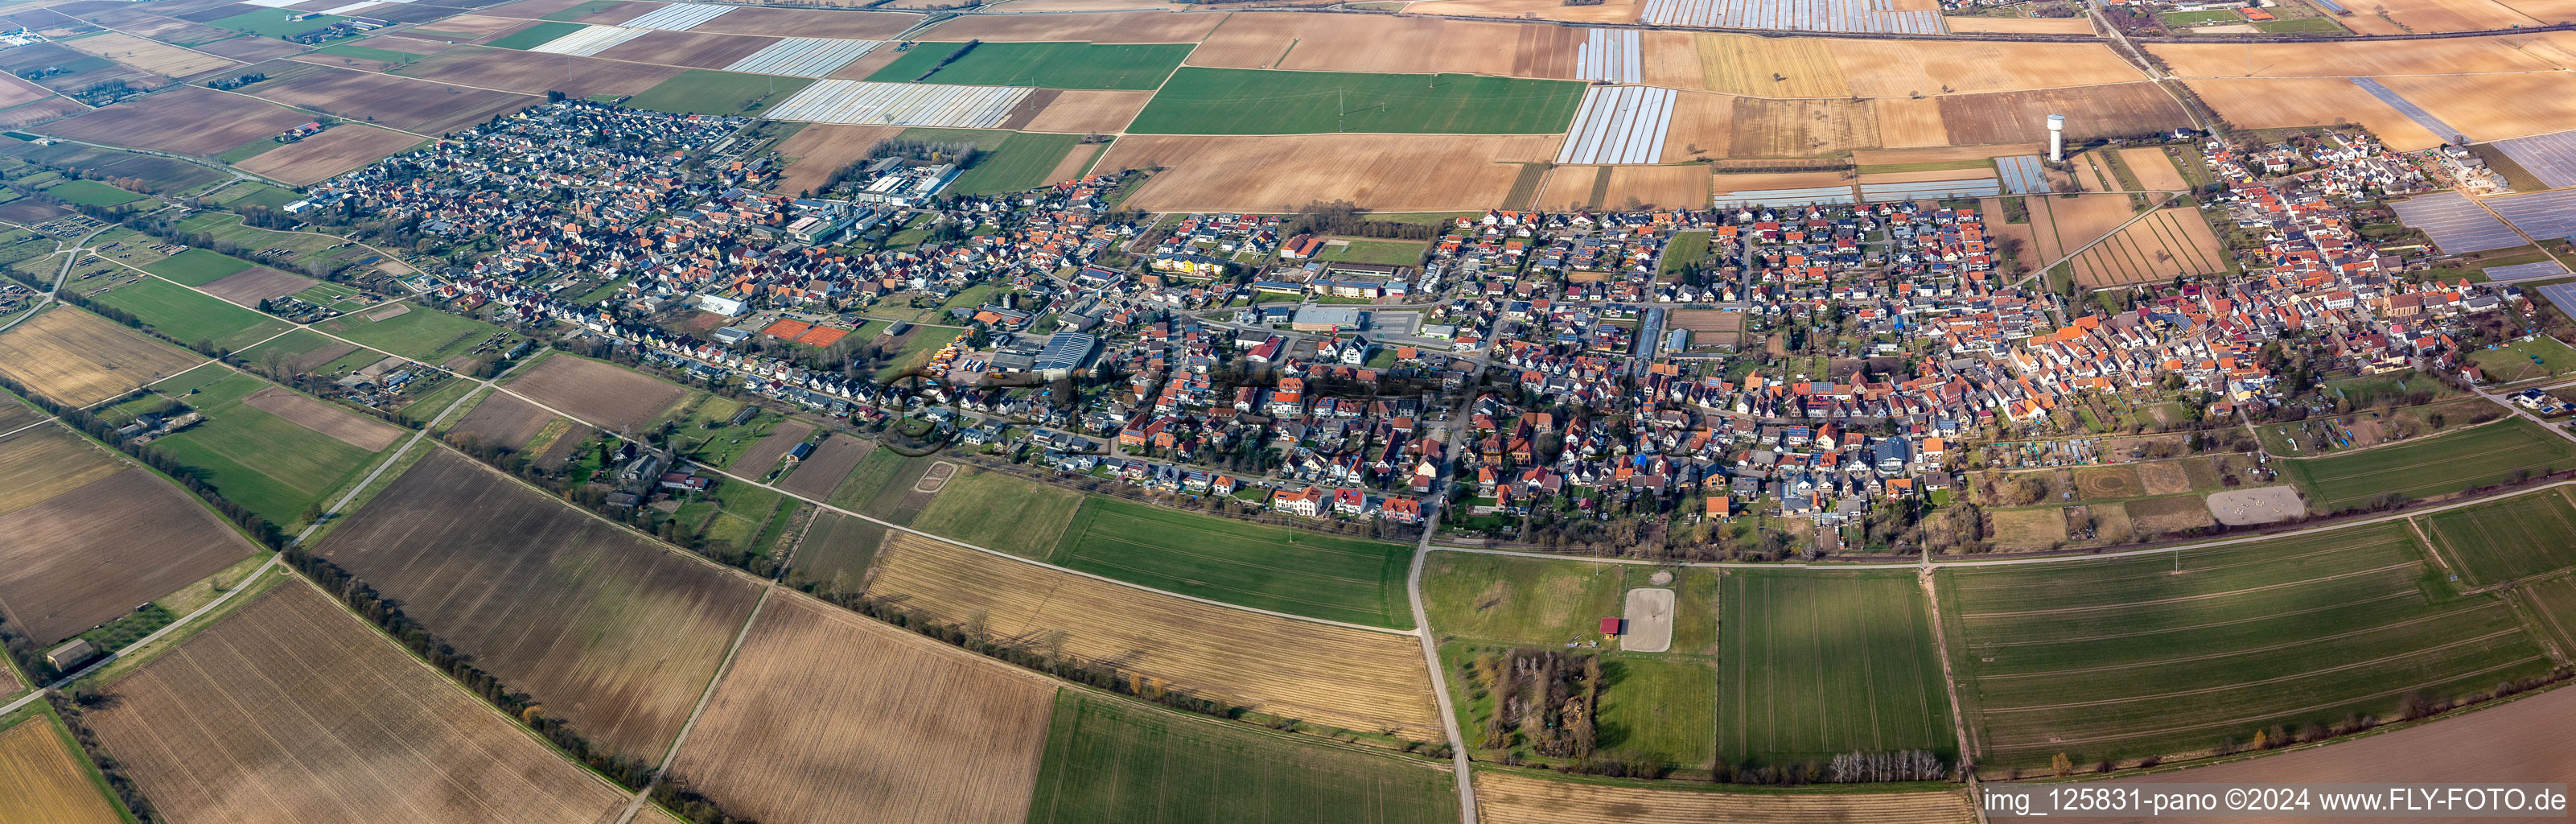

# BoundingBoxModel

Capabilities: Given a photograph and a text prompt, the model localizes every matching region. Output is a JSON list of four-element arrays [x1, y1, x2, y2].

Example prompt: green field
[[1316, 239, 1426, 266], [148, 373, 381, 525], [43, 179, 145, 208], [217, 138, 286, 163], [869, 41, 1193, 90], [142, 249, 253, 286], [2516, 572, 2576, 656], [2275, 418, 2576, 511], [623, 69, 814, 116], [788, 510, 886, 595], [1027, 689, 1459, 824], [873, 326, 963, 381], [1659, 230, 1710, 274], [485, 20, 585, 50], [1047, 497, 1414, 628], [91, 277, 289, 351], [2422, 488, 2576, 587], [1940, 521, 2553, 769], [895, 128, 1084, 196], [910, 466, 1084, 558], [322, 303, 513, 364], [1718, 570, 1953, 765], [204, 182, 304, 211], [1127, 68, 1586, 135], [1422, 551, 1623, 643], [209, 9, 354, 39], [2467, 336, 2576, 383], [825, 447, 934, 522], [1599, 657, 1719, 768]]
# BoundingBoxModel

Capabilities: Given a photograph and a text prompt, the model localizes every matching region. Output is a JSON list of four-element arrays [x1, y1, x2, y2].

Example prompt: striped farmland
[[2492, 130, 2576, 190], [1714, 184, 1857, 208], [621, 2, 736, 31], [2486, 189, 2576, 242], [2390, 192, 2522, 253], [723, 37, 881, 78], [1556, 84, 1674, 166], [1640, 0, 1944, 34], [1576, 28, 1640, 84], [527, 25, 650, 56], [1997, 155, 2051, 195], [2352, 78, 2467, 146], [763, 79, 1031, 127]]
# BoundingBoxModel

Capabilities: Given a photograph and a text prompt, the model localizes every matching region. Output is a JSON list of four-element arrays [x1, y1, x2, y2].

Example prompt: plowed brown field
[[443, 389, 554, 447], [1189, 13, 1580, 78], [233, 124, 421, 184], [505, 355, 685, 432], [1642, 32, 1850, 97], [865, 531, 1444, 738], [60, 31, 237, 78], [39, 85, 310, 155], [780, 435, 870, 498], [244, 385, 404, 451], [198, 265, 317, 307], [592, 29, 778, 69], [2376, 71, 2576, 142], [2024, 193, 2142, 265], [1833, 39, 2143, 97], [1936, 83, 2190, 145], [2069, 208, 2227, 286], [1404, 0, 1644, 21], [771, 124, 900, 194], [1660, 91, 1734, 162], [1100, 134, 1559, 212], [1477, 771, 1977, 824], [669, 595, 1055, 824], [1020, 89, 1150, 133], [0, 308, 201, 406], [251, 63, 541, 135], [88, 585, 633, 824], [1730, 97, 1878, 157], [396, 46, 677, 101], [0, 468, 257, 645]]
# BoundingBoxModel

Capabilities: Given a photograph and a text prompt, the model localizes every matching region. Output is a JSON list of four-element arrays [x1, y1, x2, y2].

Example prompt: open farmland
[[60, 31, 237, 78], [441, 391, 556, 448], [1130, 68, 1584, 135], [824, 448, 939, 521], [1016, 89, 1152, 133], [0, 424, 124, 516], [727, 418, 813, 472], [394, 46, 679, 99], [908, 465, 1080, 557], [1940, 521, 2553, 769], [87, 584, 634, 824], [1098, 134, 1561, 212], [504, 356, 685, 433], [1475, 771, 1977, 824], [38, 85, 311, 156], [0, 308, 203, 406], [2023, 193, 2142, 265], [2150, 35, 2566, 77], [780, 434, 872, 498], [2068, 208, 2228, 286], [916, 9, 1224, 43], [314, 450, 764, 760], [0, 468, 257, 645], [2375, 72, 2576, 143], [2520, 572, 2576, 655], [322, 302, 515, 365], [143, 373, 384, 525], [785, 509, 885, 595], [2275, 418, 2576, 511], [1643, 32, 1849, 97], [1718, 570, 1954, 764], [866, 531, 1446, 739], [768, 123, 900, 193], [2184, 77, 2445, 150], [670, 595, 1054, 824], [0, 715, 125, 824], [197, 265, 317, 307], [872, 41, 1191, 89], [1029, 689, 1460, 824], [1047, 497, 1414, 627], [2421, 488, 2576, 587], [2324, 0, 2539, 32], [0, 73, 51, 109], [232, 124, 421, 184], [1188, 13, 1581, 78], [89, 277, 290, 350], [245, 62, 545, 134], [1936, 84, 2192, 146]]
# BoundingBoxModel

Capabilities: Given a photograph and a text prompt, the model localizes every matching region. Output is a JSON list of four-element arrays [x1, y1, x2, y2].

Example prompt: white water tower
[[2047, 113, 2067, 163]]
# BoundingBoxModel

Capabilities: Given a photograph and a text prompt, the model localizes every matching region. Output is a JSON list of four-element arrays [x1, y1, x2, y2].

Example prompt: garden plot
[[619, 0, 731, 29], [763, 79, 1030, 127], [1557, 84, 1673, 166], [1576, 27, 1640, 84], [724, 36, 879, 77], [2389, 192, 2523, 253], [527, 23, 648, 55]]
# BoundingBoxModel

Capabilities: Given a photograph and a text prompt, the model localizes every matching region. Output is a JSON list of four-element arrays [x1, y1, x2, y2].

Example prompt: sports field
[[90, 277, 289, 352], [142, 249, 253, 286], [895, 128, 1085, 195], [1047, 497, 1415, 628], [145, 373, 381, 525], [1027, 689, 1459, 824], [2422, 488, 2576, 587], [623, 69, 814, 115], [910, 466, 1083, 558], [1718, 570, 1953, 764], [1127, 68, 1585, 135], [872, 41, 1192, 89], [2275, 418, 2576, 511], [1940, 521, 2553, 768]]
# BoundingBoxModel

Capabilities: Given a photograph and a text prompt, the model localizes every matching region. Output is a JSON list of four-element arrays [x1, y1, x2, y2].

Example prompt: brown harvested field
[[0, 72, 55, 109], [0, 97, 85, 130], [592, 29, 779, 70], [1659, 90, 1734, 162], [689, 7, 921, 39], [56, 6, 237, 46], [780, 435, 871, 498], [1729, 97, 1878, 157], [444, 392, 553, 446], [2070, 208, 2227, 287], [60, 31, 239, 77], [1871, 97, 1951, 149], [1943, 14, 2097, 32], [0, 425, 121, 517], [2183, 77, 2442, 150], [405, 12, 543, 39], [1405, 0, 1643, 20], [1643, 31, 1850, 97], [395, 46, 679, 101], [506, 355, 686, 432], [88, 584, 634, 824], [770, 124, 900, 194], [2150, 35, 2564, 76], [2313, 0, 2538, 33], [1713, 169, 1854, 193], [1188, 14, 1581, 77], [920, 9, 1221, 42], [2377, 71, 2576, 142], [314, 450, 764, 760], [38, 85, 310, 155], [0, 394, 39, 432], [0, 468, 257, 645], [243, 385, 404, 451], [191, 33, 309, 62], [2023, 193, 2141, 265], [198, 265, 317, 307], [1477, 771, 1977, 824], [259, 62, 545, 134], [1019, 89, 1150, 133], [866, 531, 1444, 737], [2500, 0, 2576, 22], [1101, 134, 1558, 212], [232, 124, 421, 184], [1541, 164, 1709, 212], [367, 35, 465, 55], [0, 308, 203, 407], [549, 0, 669, 24], [2120, 146, 2190, 192], [2125, 492, 2216, 535], [1041, 141, 1096, 182], [727, 418, 814, 472], [0, 715, 126, 824], [1832, 39, 2144, 97], [1989, 506, 2068, 550], [1996, 685, 2576, 823], [668, 595, 1055, 824], [1938, 83, 2190, 146]]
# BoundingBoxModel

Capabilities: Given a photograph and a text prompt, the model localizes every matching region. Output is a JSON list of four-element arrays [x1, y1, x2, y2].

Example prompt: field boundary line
[[1965, 588, 2422, 649], [1985, 654, 2548, 753], [612, 587, 774, 824], [1920, 568, 1986, 820], [1959, 561, 2424, 619], [1987, 627, 2531, 714], [1976, 599, 2515, 681], [1409, 501, 1477, 824]]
